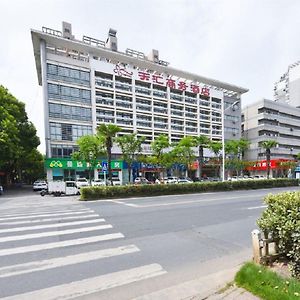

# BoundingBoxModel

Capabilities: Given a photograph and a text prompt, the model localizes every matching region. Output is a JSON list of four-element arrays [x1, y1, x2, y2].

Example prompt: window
[[47, 64, 90, 86], [49, 103, 92, 121], [48, 83, 91, 104]]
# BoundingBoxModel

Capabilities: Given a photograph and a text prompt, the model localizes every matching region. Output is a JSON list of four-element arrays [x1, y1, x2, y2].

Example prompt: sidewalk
[[203, 285, 259, 300]]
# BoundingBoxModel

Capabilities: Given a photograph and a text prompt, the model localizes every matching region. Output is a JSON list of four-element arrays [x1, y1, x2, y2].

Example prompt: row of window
[[51, 144, 78, 158], [50, 122, 93, 141], [49, 103, 92, 121], [47, 64, 90, 86], [48, 83, 91, 104]]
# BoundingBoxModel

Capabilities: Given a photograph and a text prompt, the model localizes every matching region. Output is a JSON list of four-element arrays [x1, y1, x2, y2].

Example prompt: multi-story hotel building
[[31, 22, 248, 180]]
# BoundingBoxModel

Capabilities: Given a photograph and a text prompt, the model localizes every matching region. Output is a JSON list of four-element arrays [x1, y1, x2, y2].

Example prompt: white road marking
[[0, 218, 105, 234], [0, 214, 100, 225], [0, 233, 124, 256], [112, 194, 258, 208], [247, 205, 267, 210], [1, 264, 166, 300], [0, 210, 96, 221], [0, 208, 92, 218], [0, 224, 112, 243], [0, 244, 140, 278]]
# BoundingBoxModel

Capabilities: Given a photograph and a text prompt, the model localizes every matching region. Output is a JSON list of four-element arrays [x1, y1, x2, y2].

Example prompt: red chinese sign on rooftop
[[112, 63, 210, 97]]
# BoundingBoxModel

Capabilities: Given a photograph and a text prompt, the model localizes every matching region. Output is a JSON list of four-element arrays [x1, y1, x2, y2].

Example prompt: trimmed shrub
[[80, 178, 299, 201], [257, 191, 300, 279]]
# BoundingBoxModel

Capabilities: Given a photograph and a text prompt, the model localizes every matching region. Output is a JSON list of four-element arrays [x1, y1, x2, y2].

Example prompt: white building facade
[[242, 99, 300, 178], [274, 61, 300, 108], [31, 22, 248, 180]]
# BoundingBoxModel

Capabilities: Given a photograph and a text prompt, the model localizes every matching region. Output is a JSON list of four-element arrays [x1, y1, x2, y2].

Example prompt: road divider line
[[247, 205, 267, 210], [0, 233, 124, 256], [0, 244, 140, 278], [0, 218, 105, 234], [0, 224, 113, 243], [1, 263, 166, 300], [0, 214, 100, 225]]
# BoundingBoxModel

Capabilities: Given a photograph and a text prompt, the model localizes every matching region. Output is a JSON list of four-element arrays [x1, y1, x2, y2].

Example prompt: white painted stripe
[[1, 264, 166, 300], [0, 214, 100, 225], [0, 244, 140, 278], [247, 205, 267, 210], [0, 219, 105, 234], [0, 211, 95, 221], [0, 233, 124, 256], [112, 194, 261, 208], [0, 224, 112, 243], [0, 208, 92, 218]]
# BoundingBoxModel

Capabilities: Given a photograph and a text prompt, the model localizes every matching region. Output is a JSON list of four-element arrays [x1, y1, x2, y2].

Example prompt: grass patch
[[235, 262, 300, 300]]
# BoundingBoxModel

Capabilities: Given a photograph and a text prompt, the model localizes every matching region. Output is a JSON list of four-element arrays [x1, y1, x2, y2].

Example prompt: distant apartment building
[[274, 61, 300, 108], [242, 99, 300, 168], [31, 22, 248, 180]]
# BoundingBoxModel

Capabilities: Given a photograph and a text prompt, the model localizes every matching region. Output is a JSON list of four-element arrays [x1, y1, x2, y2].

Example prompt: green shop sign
[[45, 158, 123, 170]]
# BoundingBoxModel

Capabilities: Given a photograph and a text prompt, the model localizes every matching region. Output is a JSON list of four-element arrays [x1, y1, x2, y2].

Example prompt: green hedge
[[257, 191, 300, 279], [80, 178, 299, 201]]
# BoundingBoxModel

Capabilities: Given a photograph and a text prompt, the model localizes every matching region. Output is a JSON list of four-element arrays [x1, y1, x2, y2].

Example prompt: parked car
[[0, 185, 3, 195], [134, 177, 150, 184], [91, 179, 106, 186], [75, 178, 90, 189], [163, 177, 179, 184], [33, 180, 48, 191], [253, 175, 266, 180], [177, 177, 193, 184]]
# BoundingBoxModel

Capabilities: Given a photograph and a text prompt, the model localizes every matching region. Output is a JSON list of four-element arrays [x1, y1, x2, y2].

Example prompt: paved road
[[0, 186, 298, 299]]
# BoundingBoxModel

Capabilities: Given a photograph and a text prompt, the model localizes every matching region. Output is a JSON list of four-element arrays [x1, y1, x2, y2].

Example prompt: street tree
[[148, 134, 170, 178], [97, 124, 121, 185], [209, 141, 222, 178], [72, 135, 105, 183], [195, 135, 210, 179], [261, 140, 278, 179], [116, 133, 145, 183], [171, 136, 196, 177]]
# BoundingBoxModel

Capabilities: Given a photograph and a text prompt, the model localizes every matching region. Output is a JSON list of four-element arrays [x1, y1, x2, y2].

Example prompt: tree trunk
[[199, 146, 203, 179], [107, 147, 113, 186], [266, 149, 271, 179], [128, 165, 131, 184]]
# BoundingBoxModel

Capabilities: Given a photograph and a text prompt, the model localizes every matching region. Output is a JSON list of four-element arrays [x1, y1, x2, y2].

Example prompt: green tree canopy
[[72, 135, 105, 182], [0, 86, 42, 184], [116, 133, 145, 183]]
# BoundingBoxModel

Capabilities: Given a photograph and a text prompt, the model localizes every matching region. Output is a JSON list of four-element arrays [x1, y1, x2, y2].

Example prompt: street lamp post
[[222, 100, 239, 182]]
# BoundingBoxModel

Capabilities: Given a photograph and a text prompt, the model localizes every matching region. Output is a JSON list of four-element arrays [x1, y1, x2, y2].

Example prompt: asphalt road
[[0, 186, 299, 299]]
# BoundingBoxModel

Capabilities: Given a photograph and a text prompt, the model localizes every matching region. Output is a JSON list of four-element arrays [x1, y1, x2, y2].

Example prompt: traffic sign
[[101, 161, 108, 171]]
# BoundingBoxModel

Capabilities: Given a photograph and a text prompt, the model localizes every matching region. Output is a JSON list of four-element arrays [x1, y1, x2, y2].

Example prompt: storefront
[[246, 159, 295, 178], [45, 158, 125, 183]]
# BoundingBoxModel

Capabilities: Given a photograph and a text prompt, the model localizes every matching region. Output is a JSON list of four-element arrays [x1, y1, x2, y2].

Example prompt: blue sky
[[1, 0, 300, 153]]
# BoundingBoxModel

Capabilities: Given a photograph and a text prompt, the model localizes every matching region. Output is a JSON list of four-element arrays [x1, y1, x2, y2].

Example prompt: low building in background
[[242, 98, 300, 177], [31, 22, 248, 182]]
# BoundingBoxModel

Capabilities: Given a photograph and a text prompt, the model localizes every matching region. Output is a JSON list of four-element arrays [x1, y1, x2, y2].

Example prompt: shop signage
[[247, 159, 292, 171], [45, 159, 123, 170]]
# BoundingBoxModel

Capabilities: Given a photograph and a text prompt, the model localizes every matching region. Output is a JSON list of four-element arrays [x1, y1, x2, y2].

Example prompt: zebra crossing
[[0, 196, 166, 299]]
